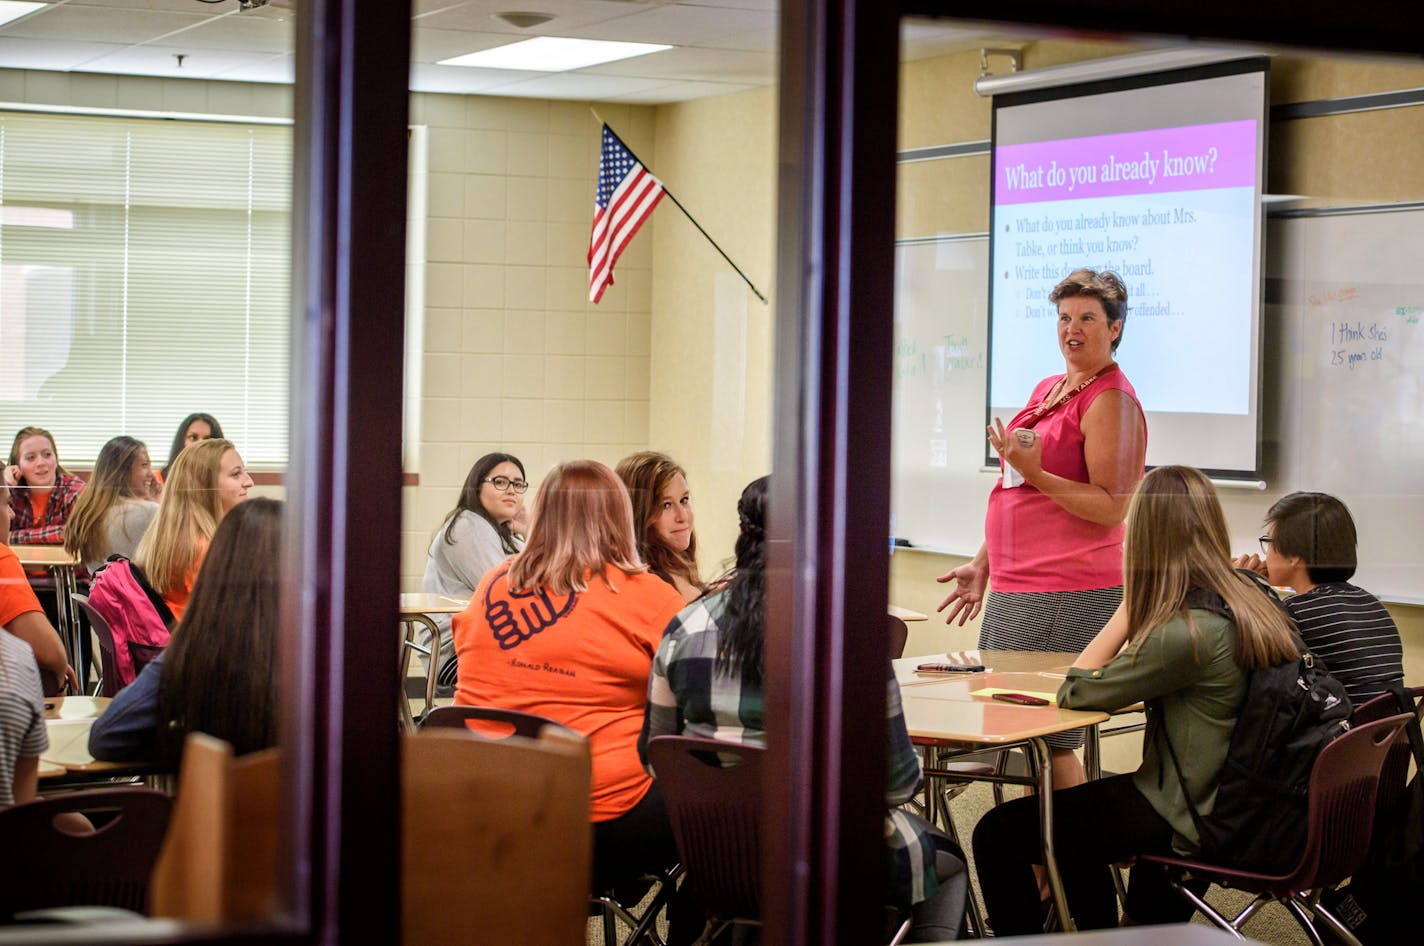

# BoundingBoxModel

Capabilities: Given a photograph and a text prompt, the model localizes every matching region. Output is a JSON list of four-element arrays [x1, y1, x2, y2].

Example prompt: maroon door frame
[[281, 0, 411, 943], [766, 1, 1419, 944], [21, 3, 1404, 945]]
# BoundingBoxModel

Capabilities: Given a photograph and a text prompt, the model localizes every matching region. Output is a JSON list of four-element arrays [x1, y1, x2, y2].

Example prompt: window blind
[[0, 111, 291, 467]]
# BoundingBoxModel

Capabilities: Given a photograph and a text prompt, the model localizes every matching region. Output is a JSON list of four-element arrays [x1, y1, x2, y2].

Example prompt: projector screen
[[988, 59, 1269, 478]]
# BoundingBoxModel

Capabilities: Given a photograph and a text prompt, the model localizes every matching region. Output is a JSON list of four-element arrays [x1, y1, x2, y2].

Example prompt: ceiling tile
[[0, 36, 128, 71], [579, 5, 775, 46], [585, 46, 773, 84], [78, 45, 285, 80], [1, 4, 210, 45]]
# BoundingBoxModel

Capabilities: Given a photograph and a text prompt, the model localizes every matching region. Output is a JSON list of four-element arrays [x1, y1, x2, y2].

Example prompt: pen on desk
[[916, 662, 986, 673]]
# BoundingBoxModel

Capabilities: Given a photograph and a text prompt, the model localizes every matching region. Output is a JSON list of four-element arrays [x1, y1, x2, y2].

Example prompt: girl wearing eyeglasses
[[421, 452, 529, 689]]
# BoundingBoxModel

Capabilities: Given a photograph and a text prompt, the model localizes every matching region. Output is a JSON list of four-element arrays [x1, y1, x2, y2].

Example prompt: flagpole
[[591, 109, 769, 305]]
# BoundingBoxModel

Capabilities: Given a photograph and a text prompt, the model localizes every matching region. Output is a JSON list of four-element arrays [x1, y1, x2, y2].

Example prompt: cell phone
[[916, 662, 985, 673], [992, 692, 1050, 706]]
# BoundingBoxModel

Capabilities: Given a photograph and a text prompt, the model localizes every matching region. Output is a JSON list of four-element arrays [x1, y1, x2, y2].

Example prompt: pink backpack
[[87, 557, 174, 688]]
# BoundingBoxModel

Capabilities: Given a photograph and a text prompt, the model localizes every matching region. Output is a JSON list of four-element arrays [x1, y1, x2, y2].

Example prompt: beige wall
[[646, 87, 778, 579], [399, 95, 660, 588]]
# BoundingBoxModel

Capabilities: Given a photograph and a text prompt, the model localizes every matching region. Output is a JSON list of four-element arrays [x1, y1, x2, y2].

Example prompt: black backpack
[[1158, 587, 1352, 874]]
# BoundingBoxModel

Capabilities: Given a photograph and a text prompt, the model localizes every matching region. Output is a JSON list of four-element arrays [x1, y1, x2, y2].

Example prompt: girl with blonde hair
[[134, 438, 253, 621], [452, 459, 694, 943], [974, 465, 1298, 933], [615, 451, 704, 602], [65, 436, 161, 571]]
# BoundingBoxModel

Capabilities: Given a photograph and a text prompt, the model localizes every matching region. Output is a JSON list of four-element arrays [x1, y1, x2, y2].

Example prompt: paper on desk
[[969, 687, 1059, 704]]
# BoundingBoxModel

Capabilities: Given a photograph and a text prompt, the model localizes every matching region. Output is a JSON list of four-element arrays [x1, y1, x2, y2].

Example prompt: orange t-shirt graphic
[[453, 563, 684, 822]]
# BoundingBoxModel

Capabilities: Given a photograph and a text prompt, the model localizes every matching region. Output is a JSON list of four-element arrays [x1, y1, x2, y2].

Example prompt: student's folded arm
[[1058, 615, 1206, 711], [4, 611, 72, 684], [88, 659, 164, 762]]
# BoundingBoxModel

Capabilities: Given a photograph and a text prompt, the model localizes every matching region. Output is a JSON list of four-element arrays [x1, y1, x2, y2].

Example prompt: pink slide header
[[995, 120, 1257, 205]]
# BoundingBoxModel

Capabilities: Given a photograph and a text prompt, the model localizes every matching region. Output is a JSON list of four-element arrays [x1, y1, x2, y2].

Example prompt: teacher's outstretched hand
[[936, 552, 989, 626]]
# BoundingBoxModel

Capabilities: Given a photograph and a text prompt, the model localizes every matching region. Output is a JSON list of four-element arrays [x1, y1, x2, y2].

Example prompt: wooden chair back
[[403, 726, 591, 946], [149, 733, 281, 922]]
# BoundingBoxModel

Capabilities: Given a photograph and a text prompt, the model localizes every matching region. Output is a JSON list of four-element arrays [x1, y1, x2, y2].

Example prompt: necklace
[[1031, 362, 1118, 421]]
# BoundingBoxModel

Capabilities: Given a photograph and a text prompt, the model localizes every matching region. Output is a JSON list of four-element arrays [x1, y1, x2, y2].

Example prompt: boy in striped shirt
[[1236, 492, 1404, 704]]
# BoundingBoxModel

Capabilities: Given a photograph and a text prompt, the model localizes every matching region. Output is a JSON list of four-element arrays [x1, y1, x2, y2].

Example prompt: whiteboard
[[891, 207, 1424, 602]]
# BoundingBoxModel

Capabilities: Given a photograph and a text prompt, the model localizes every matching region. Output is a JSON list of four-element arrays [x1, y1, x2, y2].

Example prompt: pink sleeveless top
[[985, 365, 1145, 593]]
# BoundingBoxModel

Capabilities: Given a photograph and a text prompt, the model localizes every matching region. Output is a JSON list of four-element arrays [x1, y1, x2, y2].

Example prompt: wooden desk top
[[400, 593, 471, 616], [901, 694, 1108, 746], [11, 544, 82, 567], [895, 650, 1077, 687], [40, 697, 154, 776], [896, 651, 1105, 746], [887, 604, 928, 622], [44, 696, 109, 720]]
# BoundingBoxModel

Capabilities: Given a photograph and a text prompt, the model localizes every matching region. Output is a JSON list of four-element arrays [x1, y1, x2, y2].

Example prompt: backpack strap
[[1153, 696, 1212, 847]]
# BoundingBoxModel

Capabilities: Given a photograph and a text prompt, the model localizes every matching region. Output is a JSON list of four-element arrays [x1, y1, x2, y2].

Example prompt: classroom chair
[[0, 788, 173, 921], [886, 614, 909, 661], [649, 735, 918, 946], [149, 733, 281, 922], [1138, 712, 1412, 946], [405, 720, 593, 946], [417, 705, 673, 946]]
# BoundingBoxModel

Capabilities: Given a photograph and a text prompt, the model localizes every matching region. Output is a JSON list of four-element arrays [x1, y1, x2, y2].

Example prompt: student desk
[[39, 695, 152, 782], [888, 604, 929, 622], [12, 544, 85, 686], [895, 652, 1109, 933], [398, 592, 470, 729]]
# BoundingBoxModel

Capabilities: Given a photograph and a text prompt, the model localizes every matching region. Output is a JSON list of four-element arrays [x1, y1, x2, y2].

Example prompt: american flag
[[588, 125, 664, 303]]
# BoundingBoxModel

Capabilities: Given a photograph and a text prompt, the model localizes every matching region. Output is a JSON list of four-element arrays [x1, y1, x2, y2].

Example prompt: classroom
[[0, 0, 1421, 943]]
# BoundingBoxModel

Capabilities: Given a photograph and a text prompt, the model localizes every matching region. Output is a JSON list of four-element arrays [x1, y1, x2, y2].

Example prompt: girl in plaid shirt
[[641, 476, 968, 941], [4, 427, 85, 545]]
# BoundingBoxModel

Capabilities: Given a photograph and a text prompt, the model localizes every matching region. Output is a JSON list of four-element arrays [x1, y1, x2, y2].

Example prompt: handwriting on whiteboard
[[1328, 320, 1389, 370], [1310, 286, 1359, 306]]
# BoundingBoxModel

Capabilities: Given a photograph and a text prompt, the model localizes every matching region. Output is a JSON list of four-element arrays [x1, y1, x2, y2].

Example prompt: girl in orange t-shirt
[[453, 459, 691, 940], [134, 438, 253, 622]]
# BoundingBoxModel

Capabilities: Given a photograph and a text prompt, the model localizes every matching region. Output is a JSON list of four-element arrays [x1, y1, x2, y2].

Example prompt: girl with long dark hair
[[640, 476, 968, 942], [65, 436, 160, 571], [420, 452, 527, 687], [89, 498, 282, 765]]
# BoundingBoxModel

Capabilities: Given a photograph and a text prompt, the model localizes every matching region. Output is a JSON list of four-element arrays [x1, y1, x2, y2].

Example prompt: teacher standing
[[937, 268, 1146, 788]]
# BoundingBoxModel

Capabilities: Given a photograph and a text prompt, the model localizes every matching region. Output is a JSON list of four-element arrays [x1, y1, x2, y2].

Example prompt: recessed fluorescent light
[[0, 1, 46, 30], [439, 37, 671, 72]]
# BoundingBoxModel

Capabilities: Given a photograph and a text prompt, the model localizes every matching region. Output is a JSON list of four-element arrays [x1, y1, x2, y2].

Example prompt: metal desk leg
[[398, 619, 417, 731], [1027, 737, 1076, 932], [51, 564, 84, 689], [408, 614, 442, 722]]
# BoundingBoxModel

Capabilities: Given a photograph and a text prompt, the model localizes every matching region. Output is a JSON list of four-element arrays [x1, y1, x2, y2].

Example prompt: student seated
[[134, 438, 253, 622], [0, 484, 79, 694], [640, 476, 969, 942], [160, 412, 224, 484], [64, 436, 161, 572], [973, 466, 1300, 933], [3, 426, 85, 546], [89, 498, 281, 764], [421, 452, 527, 688], [452, 460, 695, 944], [1233, 491, 1404, 705], [616, 452, 705, 603]]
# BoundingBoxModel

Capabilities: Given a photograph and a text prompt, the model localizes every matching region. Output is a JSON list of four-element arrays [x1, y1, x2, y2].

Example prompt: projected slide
[[986, 61, 1268, 476], [991, 119, 1256, 414]]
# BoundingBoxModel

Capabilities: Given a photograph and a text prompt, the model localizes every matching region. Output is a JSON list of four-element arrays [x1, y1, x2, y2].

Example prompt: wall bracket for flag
[[591, 109, 768, 305]]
